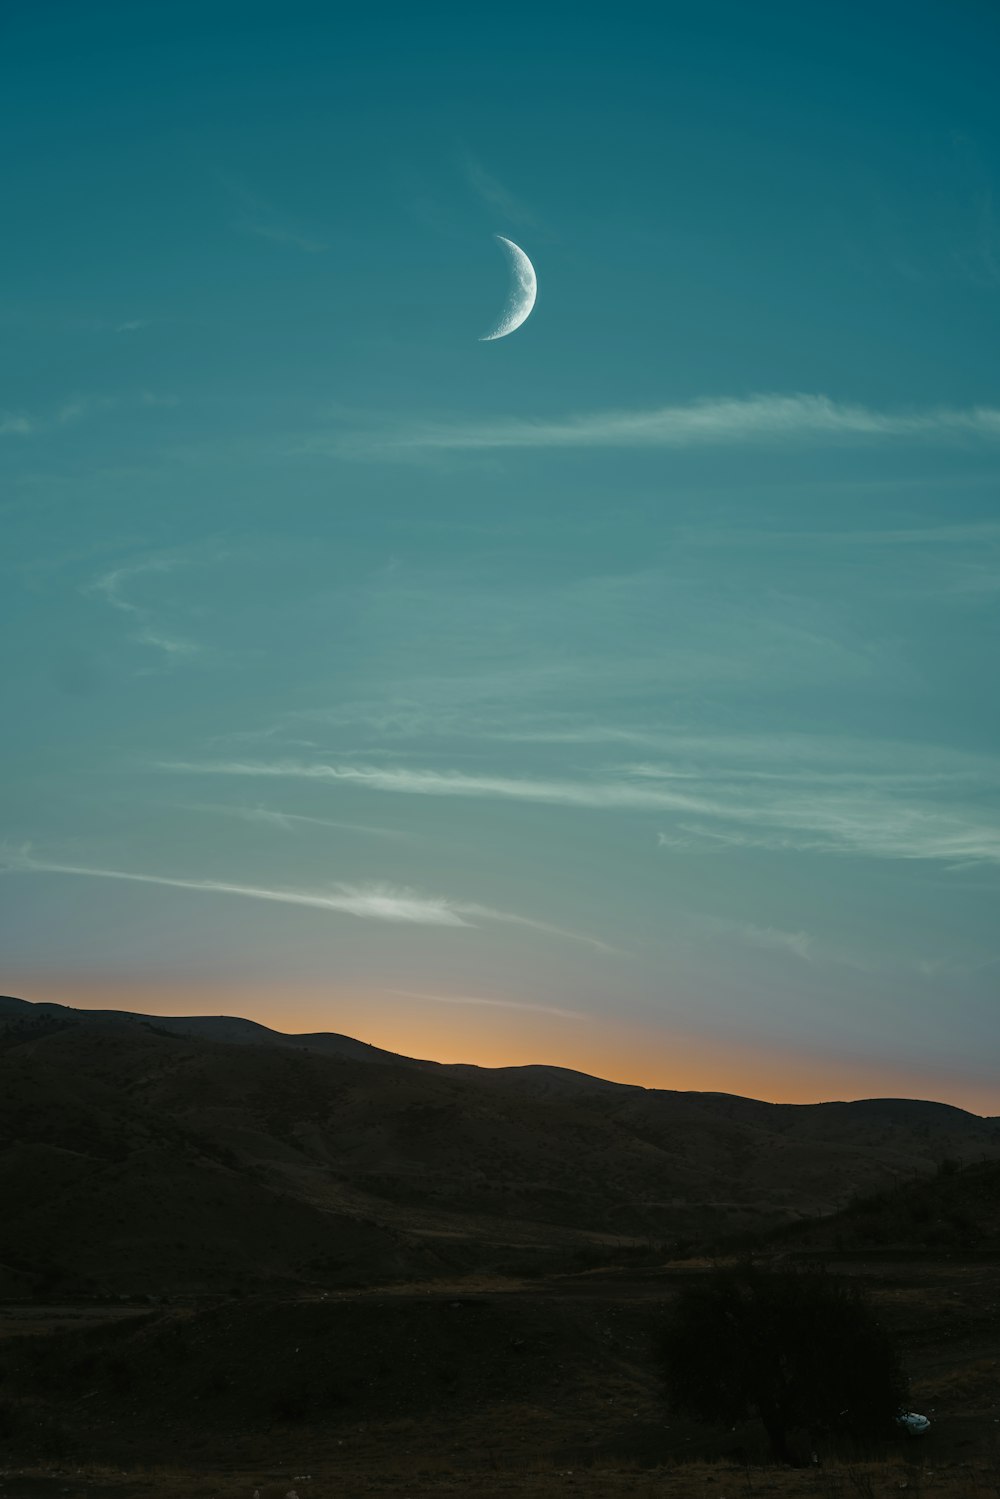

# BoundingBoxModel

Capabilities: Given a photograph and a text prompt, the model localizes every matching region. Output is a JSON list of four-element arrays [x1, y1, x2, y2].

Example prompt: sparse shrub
[[657, 1262, 908, 1464]]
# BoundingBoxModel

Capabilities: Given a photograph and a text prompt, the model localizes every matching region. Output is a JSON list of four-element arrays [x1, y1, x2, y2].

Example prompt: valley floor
[[1, 1258, 997, 1499], [2, 1455, 999, 1499]]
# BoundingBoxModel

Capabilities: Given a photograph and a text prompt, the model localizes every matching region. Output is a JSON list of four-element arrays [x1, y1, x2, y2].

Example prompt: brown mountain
[[1, 994, 998, 1297]]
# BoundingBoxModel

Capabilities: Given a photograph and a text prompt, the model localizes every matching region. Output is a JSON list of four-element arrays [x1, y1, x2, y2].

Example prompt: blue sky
[[2, 1, 999, 1108]]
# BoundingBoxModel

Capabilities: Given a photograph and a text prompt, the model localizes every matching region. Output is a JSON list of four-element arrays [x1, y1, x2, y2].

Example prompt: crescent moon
[[480, 235, 537, 341]]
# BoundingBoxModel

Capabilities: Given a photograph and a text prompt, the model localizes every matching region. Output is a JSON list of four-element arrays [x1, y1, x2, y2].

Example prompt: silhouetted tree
[[657, 1262, 908, 1463]]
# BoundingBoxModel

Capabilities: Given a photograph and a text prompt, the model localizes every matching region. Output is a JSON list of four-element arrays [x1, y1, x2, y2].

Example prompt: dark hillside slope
[[0, 1024, 435, 1297], [0, 993, 415, 1067], [761, 1157, 1000, 1254], [448, 1060, 1000, 1214], [1, 995, 998, 1295]]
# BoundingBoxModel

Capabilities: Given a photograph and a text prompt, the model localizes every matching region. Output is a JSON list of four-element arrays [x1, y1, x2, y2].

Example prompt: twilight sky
[[2, 1, 999, 1111]]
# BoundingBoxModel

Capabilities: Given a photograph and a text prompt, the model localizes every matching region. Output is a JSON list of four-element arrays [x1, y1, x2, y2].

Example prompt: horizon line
[[2, 989, 993, 1119]]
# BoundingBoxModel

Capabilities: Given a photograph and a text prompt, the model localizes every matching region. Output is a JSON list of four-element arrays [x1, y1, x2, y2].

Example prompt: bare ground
[[1, 1256, 997, 1499]]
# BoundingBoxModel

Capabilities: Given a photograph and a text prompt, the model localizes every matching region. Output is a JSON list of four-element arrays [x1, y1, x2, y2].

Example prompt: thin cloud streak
[[222, 175, 328, 253], [286, 710, 1000, 782], [86, 556, 200, 663], [5, 856, 470, 926], [2, 853, 613, 950], [453, 901, 620, 954], [389, 988, 584, 1019], [180, 801, 408, 839], [1, 412, 34, 436], [135, 628, 199, 658], [740, 924, 815, 962], [158, 758, 1000, 866], [2, 391, 175, 438], [323, 393, 1000, 458], [160, 758, 701, 808], [89, 558, 174, 617], [680, 521, 1000, 549], [463, 154, 537, 226]]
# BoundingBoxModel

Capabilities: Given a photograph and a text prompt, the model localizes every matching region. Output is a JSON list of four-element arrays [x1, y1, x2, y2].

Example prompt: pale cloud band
[[179, 801, 407, 840], [162, 759, 697, 808], [739, 923, 814, 962], [325, 392, 1000, 457], [5, 856, 468, 925], [159, 757, 1000, 866], [389, 988, 583, 1019], [2, 852, 613, 950]]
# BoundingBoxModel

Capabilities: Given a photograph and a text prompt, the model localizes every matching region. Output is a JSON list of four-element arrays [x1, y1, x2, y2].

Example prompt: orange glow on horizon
[[9, 972, 999, 1116]]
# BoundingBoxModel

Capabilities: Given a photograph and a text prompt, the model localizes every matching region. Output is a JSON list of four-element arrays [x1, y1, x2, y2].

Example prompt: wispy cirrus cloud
[[181, 801, 408, 840], [449, 900, 618, 953], [1, 400, 101, 436], [3, 854, 468, 925], [157, 756, 1000, 867], [739, 924, 815, 962], [87, 559, 169, 616], [160, 759, 700, 808], [86, 555, 200, 665], [223, 175, 328, 253], [2, 851, 613, 950], [677, 521, 1000, 550], [463, 153, 537, 226], [681, 912, 817, 963], [1, 412, 34, 436], [2, 390, 175, 438], [672, 518, 1000, 605], [389, 988, 583, 1019], [316, 392, 1000, 459]]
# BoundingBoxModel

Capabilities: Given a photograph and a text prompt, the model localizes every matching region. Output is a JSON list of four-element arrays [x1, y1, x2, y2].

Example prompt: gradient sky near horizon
[[2, 1, 999, 1112]]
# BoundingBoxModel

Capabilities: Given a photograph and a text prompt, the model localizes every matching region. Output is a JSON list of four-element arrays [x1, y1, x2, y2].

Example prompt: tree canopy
[[657, 1262, 908, 1462]]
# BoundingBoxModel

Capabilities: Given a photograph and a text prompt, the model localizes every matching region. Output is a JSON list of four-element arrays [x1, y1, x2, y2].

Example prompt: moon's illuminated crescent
[[480, 235, 537, 341]]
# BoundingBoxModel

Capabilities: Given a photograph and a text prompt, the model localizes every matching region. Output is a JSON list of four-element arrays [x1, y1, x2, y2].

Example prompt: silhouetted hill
[[2, 994, 998, 1296], [761, 1157, 1000, 1254], [0, 993, 416, 1066], [446, 1062, 642, 1098]]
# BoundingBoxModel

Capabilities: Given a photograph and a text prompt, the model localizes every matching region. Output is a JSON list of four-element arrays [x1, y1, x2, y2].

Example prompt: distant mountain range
[[2, 993, 998, 1297]]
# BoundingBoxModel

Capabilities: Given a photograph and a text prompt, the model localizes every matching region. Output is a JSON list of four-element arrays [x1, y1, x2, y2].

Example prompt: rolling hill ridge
[[2, 993, 998, 1297]]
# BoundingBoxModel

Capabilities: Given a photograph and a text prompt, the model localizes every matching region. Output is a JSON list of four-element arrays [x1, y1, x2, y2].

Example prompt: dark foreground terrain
[[1, 1252, 998, 1499], [2, 996, 998, 1497]]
